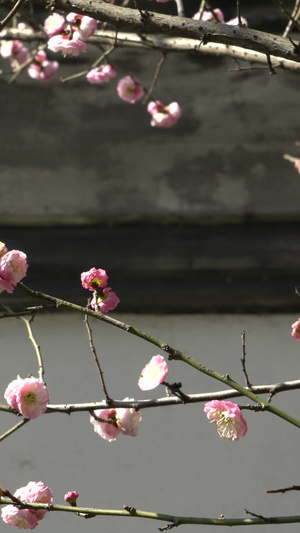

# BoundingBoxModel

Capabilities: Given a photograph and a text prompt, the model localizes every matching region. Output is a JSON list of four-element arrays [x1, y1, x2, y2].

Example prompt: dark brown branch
[[241, 330, 252, 388], [0, 0, 24, 31], [84, 313, 111, 403], [30, 0, 300, 63], [267, 485, 300, 494]]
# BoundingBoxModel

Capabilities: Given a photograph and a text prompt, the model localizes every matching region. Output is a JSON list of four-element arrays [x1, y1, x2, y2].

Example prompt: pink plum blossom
[[1, 481, 53, 529], [64, 491, 79, 506], [117, 76, 144, 103], [86, 64, 117, 84], [90, 408, 121, 441], [81, 267, 108, 291], [0, 248, 28, 293], [147, 100, 181, 128], [204, 400, 248, 441], [5, 376, 49, 419], [116, 399, 142, 436], [291, 318, 300, 340], [28, 51, 59, 82], [138, 355, 168, 391], [66, 13, 97, 41], [1, 506, 38, 529], [90, 287, 120, 313], [193, 8, 225, 23], [47, 33, 87, 56], [14, 481, 53, 521], [0, 40, 29, 70], [90, 400, 141, 441], [44, 13, 65, 37]]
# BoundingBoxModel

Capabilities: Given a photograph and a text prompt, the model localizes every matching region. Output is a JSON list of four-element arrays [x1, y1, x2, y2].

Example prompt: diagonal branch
[[30, 0, 300, 63]]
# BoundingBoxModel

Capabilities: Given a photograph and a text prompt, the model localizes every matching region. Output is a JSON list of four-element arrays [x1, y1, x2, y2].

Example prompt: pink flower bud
[[64, 491, 79, 506], [117, 76, 144, 103], [138, 355, 168, 391], [81, 267, 108, 291], [147, 100, 181, 128], [204, 400, 248, 441]]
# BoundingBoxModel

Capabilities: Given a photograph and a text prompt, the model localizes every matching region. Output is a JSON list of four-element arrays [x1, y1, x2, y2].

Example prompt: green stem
[[20, 316, 45, 381], [1, 499, 300, 526], [17, 283, 300, 429], [0, 419, 29, 442]]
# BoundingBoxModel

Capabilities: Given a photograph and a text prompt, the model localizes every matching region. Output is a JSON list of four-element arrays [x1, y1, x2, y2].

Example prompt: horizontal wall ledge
[[1, 222, 300, 313]]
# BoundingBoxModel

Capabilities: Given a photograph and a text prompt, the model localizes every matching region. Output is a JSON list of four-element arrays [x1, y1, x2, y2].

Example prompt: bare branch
[[29, 1, 300, 63], [44, 379, 300, 414], [0, 0, 24, 31], [267, 485, 300, 494]]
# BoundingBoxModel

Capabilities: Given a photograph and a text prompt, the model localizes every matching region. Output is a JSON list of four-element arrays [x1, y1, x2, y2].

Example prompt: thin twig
[[143, 52, 166, 104], [0, 0, 24, 31], [244, 509, 273, 523], [1, 304, 45, 381], [84, 313, 111, 403], [0, 418, 29, 442], [273, 0, 300, 33], [61, 44, 115, 83], [241, 330, 252, 388], [267, 485, 300, 494], [283, 0, 300, 37], [236, 0, 242, 25], [174, 0, 185, 17], [204, 1, 223, 23]]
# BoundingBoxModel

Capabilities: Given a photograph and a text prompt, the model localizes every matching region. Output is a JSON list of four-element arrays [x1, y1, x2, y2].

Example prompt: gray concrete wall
[[1, 312, 300, 533], [1, 44, 300, 225]]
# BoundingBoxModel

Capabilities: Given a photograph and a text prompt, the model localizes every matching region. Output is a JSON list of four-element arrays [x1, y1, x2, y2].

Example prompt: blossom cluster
[[4, 376, 49, 419], [81, 267, 120, 313], [0, 242, 28, 294], [0, 25, 59, 82], [1, 481, 53, 529], [0, 4, 250, 127]]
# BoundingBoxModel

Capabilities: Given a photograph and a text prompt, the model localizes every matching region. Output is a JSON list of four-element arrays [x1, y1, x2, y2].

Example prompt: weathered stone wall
[[1, 36, 300, 225]]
